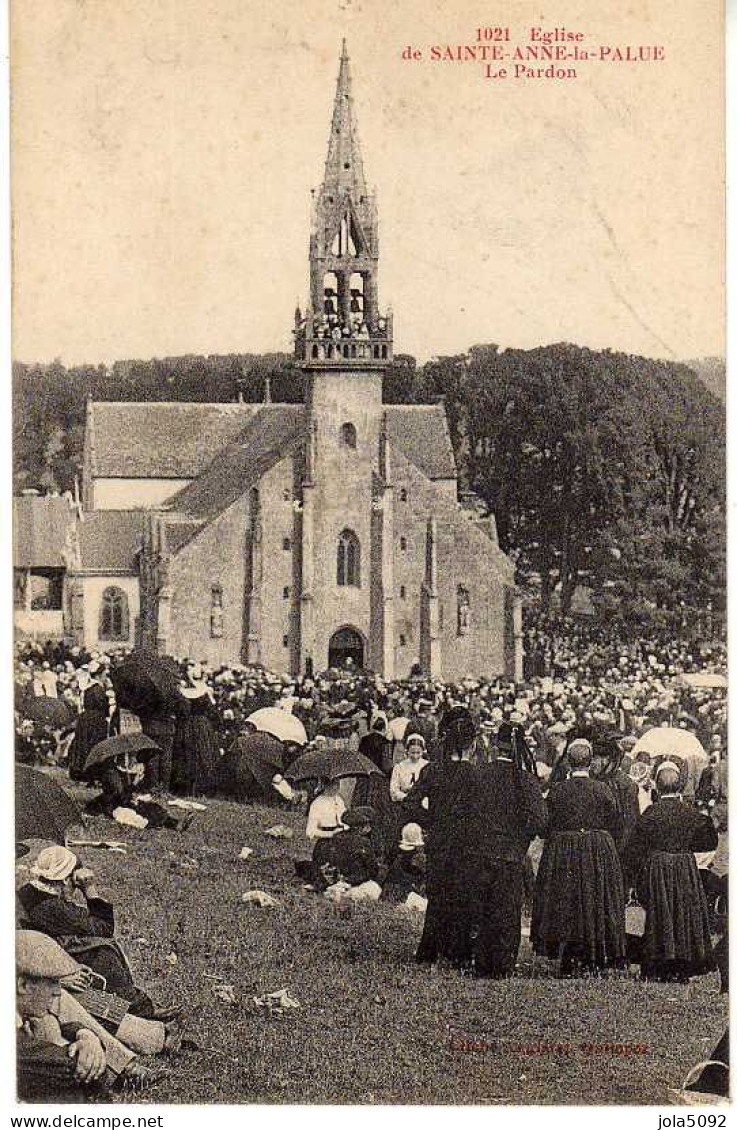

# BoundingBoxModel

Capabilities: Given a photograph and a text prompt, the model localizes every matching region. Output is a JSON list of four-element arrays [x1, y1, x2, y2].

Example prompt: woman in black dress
[[532, 737, 626, 975], [353, 716, 395, 861], [68, 684, 110, 781], [173, 685, 220, 796], [622, 761, 718, 983], [406, 706, 478, 970], [591, 731, 640, 853]]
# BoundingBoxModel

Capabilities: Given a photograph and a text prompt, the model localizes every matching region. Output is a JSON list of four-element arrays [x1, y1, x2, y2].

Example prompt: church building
[[75, 42, 521, 681]]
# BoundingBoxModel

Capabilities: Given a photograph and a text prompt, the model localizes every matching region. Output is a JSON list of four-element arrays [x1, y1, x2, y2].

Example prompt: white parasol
[[246, 707, 308, 746]]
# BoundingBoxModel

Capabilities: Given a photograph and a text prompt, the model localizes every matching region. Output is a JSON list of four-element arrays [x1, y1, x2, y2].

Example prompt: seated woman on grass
[[312, 806, 380, 891], [85, 751, 192, 831], [305, 778, 347, 843], [17, 846, 181, 1027]]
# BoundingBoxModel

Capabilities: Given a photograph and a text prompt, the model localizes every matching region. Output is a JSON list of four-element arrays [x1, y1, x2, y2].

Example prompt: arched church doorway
[[328, 626, 364, 670]]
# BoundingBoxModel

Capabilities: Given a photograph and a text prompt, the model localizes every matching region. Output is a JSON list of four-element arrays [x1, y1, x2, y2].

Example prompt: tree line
[[13, 344, 725, 621]]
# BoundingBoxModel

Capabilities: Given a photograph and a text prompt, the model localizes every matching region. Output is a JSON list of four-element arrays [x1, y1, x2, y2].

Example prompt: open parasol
[[632, 727, 708, 794], [246, 707, 308, 746], [16, 765, 84, 844], [83, 733, 162, 777], [285, 748, 383, 783]]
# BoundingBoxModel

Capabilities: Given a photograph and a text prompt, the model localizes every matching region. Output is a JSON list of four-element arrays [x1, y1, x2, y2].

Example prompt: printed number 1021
[[476, 27, 510, 41]]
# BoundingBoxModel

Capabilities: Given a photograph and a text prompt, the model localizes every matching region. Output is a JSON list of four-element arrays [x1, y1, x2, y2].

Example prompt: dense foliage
[[13, 343, 725, 619]]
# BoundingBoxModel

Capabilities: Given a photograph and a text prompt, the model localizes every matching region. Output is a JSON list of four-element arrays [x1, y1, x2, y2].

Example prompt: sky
[[10, 0, 725, 365]]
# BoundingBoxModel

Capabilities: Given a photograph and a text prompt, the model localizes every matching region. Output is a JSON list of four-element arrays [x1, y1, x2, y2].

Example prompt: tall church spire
[[294, 40, 393, 369], [323, 39, 367, 198]]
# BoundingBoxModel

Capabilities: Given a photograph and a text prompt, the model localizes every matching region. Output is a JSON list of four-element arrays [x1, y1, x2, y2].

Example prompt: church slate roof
[[384, 405, 457, 481], [78, 510, 145, 573], [87, 401, 267, 477], [13, 495, 77, 569], [164, 405, 304, 527], [87, 400, 457, 484]]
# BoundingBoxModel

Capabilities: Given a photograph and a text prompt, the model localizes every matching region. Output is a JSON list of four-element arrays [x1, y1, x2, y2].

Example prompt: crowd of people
[[13, 615, 728, 775], [14, 615, 728, 1101]]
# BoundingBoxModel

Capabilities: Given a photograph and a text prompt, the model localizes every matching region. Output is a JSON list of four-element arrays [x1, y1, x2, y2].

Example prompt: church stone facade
[[79, 43, 521, 681]]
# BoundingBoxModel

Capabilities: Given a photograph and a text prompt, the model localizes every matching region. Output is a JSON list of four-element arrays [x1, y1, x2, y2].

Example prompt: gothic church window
[[341, 422, 357, 448], [100, 586, 129, 642], [337, 529, 360, 587], [399, 488, 408, 502], [399, 536, 407, 551]]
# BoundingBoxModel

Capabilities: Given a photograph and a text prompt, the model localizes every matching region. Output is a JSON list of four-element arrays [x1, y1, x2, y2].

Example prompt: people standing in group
[[622, 761, 718, 983], [389, 733, 428, 802], [532, 737, 626, 976], [630, 758, 657, 813]]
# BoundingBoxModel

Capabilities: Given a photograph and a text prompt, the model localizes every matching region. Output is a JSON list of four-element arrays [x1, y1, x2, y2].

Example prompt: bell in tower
[[295, 40, 393, 368]]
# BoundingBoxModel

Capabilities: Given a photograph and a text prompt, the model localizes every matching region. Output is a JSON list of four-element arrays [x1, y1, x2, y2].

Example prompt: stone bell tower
[[294, 38, 393, 368], [294, 40, 395, 677]]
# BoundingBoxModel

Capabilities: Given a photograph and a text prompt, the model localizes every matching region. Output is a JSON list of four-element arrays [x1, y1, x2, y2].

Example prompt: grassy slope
[[31, 785, 728, 1106]]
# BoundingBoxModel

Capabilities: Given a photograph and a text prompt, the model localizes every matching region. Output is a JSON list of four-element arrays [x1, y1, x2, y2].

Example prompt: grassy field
[[21, 780, 728, 1106]]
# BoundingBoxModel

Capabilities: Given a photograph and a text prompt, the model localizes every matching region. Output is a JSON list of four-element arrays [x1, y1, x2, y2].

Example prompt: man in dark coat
[[470, 724, 547, 977], [405, 706, 479, 969]]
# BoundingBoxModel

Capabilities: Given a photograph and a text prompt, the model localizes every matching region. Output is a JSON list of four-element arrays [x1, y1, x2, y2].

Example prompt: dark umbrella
[[18, 696, 76, 730], [218, 732, 284, 797], [110, 649, 182, 715], [234, 732, 284, 790], [83, 733, 161, 777], [285, 748, 383, 783], [16, 765, 83, 843]]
